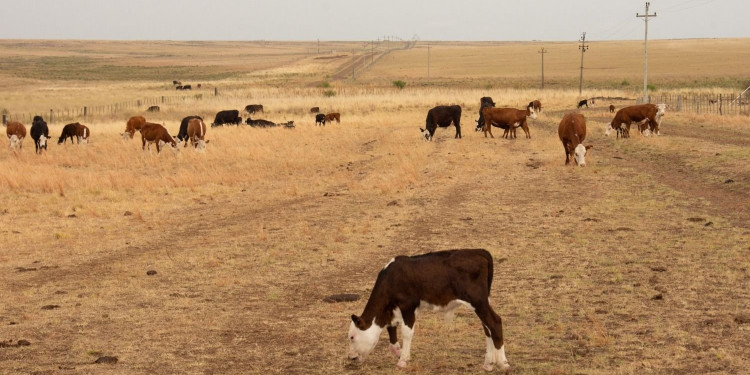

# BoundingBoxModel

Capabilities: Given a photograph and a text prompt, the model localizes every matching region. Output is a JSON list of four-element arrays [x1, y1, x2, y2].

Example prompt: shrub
[[647, 84, 657, 91], [323, 90, 336, 97], [621, 79, 630, 86], [392, 80, 406, 90], [318, 81, 331, 88]]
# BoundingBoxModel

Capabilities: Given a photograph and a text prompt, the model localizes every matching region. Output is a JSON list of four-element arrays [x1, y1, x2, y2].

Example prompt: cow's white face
[[9, 135, 21, 150], [38, 135, 48, 150], [121, 132, 132, 141], [79, 137, 89, 145], [605, 124, 612, 137], [573, 144, 591, 166], [419, 128, 432, 141], [348, 318, 382, 362], [195, 139, 206, 152], [642, 129, 651, 137], [656, 104, 666, 117], [528, 106, 538, 120]]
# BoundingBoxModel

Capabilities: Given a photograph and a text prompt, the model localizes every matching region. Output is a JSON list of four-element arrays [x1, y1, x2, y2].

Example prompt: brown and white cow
[[609, 104, 615, 113], [6, 121, 26, 151], [558, 113, 592, 166], [186, 118, 209, 151], [325, 112, 341, 124], [122, 116, 146, 141], [139, 122, 179, 155], [529, 100, 542, 113], [606, 103, 666, 138], [58, 122, 90, 145], [348, 249, 509, 372], [481, 104, 537, 139]]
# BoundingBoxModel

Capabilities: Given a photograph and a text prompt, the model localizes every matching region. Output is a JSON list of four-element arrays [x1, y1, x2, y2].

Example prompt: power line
[[637, 2, 657, 102], [578, 32, 589, 96]]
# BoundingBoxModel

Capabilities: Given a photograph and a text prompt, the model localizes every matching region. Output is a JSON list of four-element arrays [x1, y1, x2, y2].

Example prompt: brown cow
[[609, 104, 615, 113], [122, 116, 146, 140], [606, 103, 666, 138], [6, 121, 26, 150], [529, 100, 542, 113], [325, 112, 341, 124], [139, 122, 179, 155], [58, 122, 90, 145], [481, 104, 537, 139], [186, 118, 209, 151], [558, 113, 592, 166], [76, 123, 90, 144], [310, 107, 320, 113]]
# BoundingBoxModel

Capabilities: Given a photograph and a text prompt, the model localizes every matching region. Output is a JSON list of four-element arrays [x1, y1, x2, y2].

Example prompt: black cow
[[211, 110, 242, 127], [246, 118, 276, 127], [245, 104, 264, 114], [182, 84, 192, 90], [577, 99, 594, 109], [315, 113, 326, 126], [58, 123, 78, 144], [476, 97, 496, 132], [30, 116, 50, 154], [420, 105, 462, 141], [176, 85, 184, 90], [176, 115, 203, 141], [147, 106, 160, 112]]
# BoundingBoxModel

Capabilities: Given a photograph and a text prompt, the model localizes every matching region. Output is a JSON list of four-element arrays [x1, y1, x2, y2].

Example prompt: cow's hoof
[[500, 362, 511, 373], [389, 344, 401, 357], [397, 359, 408, 368], [482, 363, 493, 372]]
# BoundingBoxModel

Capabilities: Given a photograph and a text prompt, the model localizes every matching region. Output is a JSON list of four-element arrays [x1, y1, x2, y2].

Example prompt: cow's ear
[[351, 314, 363, 328], [419, 128, 425, 132], [585, 145, 593, 150]]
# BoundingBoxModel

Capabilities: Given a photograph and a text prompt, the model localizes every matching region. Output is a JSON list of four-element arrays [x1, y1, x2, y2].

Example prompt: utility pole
[[637, 2, 656, 103], [427, 42, 430, 79], [578, 32, 589, 96], [538, 47, 547, 89], [372, 40, 374, 64], [317, 39, 320, 54]]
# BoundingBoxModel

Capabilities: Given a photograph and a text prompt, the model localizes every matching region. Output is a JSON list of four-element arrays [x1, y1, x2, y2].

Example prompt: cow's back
[[6, 122, 27, 138], [558, 113, 586, 141], [187, 118, 206, 139], [127, 116, 146, 132]]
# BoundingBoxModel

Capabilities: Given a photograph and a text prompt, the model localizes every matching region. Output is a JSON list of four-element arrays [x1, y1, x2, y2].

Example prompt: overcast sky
[[1, 0, 745, 41]]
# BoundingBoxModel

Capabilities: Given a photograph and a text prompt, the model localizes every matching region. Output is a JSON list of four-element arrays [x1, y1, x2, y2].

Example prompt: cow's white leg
[[495, 345, 510, 371], [483, 335, 495, 371], [397, 324, 414, 368], [389, 342, 401, 357]]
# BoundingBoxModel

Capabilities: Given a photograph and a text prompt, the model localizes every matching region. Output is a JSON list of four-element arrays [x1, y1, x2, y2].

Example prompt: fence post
[[137, 100, 141, 107], [84, 106, 88, 117], [677, 96, 681, 112], [719, 95, 722, 116], [2, 114, 6, 125], [214, 87, 218, 96]]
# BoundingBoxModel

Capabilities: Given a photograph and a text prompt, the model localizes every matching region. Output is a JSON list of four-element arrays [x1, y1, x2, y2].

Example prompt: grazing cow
[[58, 122, 90, 145], [558, 113, 592, 166], [347, 249, 509, 372], [530, 100, 542, 113], [6, 121, 26, 150], [30, 116, 51, 154], [186, 118, 209, 150], [281, 120, 295, 128], [176, 85, 184, 90], [139, 122, 179, 155], [176, 116, 202, 142], [325, 112, 341, 124], [577, 99, 594, 109], [147, 105, 160, 112], [481, 104, 537, 139], [606, 103, 666, 138], [310, 107, 320, 113], [182, 84, 192, 90], [244, 104, 264, 114], [420, 105, 462, 141], [609, 104, 615, 113], [246, 118, 276, 127], [211, 110, 242, 127], [197, 83, 202, 89], [122, 116, 147, 140], [315, 113, 326, 126], [172, 80, 180, 85]]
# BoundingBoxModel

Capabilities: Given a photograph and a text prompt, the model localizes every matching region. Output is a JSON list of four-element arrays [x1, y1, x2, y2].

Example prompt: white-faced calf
[[6, 121, 27, 151], [186, 118, 209, 151], [140, 122, 179, 155], [558, 113, 592, 166], [348, 249, 509, 372], [122, 115, 146, 141]]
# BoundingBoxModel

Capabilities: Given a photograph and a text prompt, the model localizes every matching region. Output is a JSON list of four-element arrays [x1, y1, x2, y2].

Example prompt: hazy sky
[[1, 0, 746, 41]]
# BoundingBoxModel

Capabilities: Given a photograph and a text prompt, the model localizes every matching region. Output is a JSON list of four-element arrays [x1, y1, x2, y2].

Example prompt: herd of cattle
[[5, 98, 665, 163]]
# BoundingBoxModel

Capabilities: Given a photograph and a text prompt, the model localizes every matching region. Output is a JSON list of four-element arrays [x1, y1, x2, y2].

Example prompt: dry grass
[[1, 40, 749, 375]]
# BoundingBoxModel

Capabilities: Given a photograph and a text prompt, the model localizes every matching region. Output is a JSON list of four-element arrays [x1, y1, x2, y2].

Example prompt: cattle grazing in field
[[147, 105, 160, 112], [310, 107, 320, 113], [244, 104, 264, 114], [211, 110, 242, 127], [280, 120, 295, 128], [558, 113, 592, 166], [186, 118, 209, 151], [176, 116, 203, 142], [606, 103, 666, 138], [530, 100, 542, 113], [481, 104, 536, 139], [122, 116, 147, 140], [315, 113, 326, 126], [246, 118, 276, 127], [6, 121, 26, 150], [197, 83, 202, 89], [175, 85, 183, 90], [30, 116, 51, 154], [182, 84, 192, 90], [139, 122, 179, 155], [420, 105, 462, 141], [325, 112, 341, 124], [58, 122, 90, 145], [577, 99, 594, 109], [173, 80, 181, 85], [475, 97, 496, 133], [609, 104, 615, 113], [347, 249, 509, 372]]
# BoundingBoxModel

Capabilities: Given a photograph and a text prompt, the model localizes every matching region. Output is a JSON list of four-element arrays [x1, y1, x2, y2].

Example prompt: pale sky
[[1, 0, 745, 41]]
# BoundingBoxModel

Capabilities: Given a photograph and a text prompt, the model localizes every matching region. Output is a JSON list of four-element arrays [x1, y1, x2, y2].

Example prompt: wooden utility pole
[[427, 42, 430, 79], [578, 32, 589, 95], [372, 40, 374, 64], [637, 2, 657, 103], [538, 47, 547, 89]]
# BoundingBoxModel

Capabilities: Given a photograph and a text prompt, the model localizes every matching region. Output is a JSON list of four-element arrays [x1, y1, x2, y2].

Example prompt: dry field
[[1, 40, 749, 375]]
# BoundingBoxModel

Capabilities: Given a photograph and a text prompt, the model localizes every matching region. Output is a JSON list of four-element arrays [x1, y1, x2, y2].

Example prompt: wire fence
[[1, 88, 218, 125], [637, 91, 750, 116]]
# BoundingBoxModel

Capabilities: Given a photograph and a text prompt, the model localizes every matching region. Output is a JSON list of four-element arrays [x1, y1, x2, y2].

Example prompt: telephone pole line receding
[[637, 2, 657, 103], [578, 32, 589, 95], [427, 43, 430, 79], [538, 47, 547, 89]]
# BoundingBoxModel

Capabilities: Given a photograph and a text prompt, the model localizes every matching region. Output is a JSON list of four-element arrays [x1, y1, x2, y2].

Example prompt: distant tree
[[323, 89, 336, 97], [392, 80, 406, 90]]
